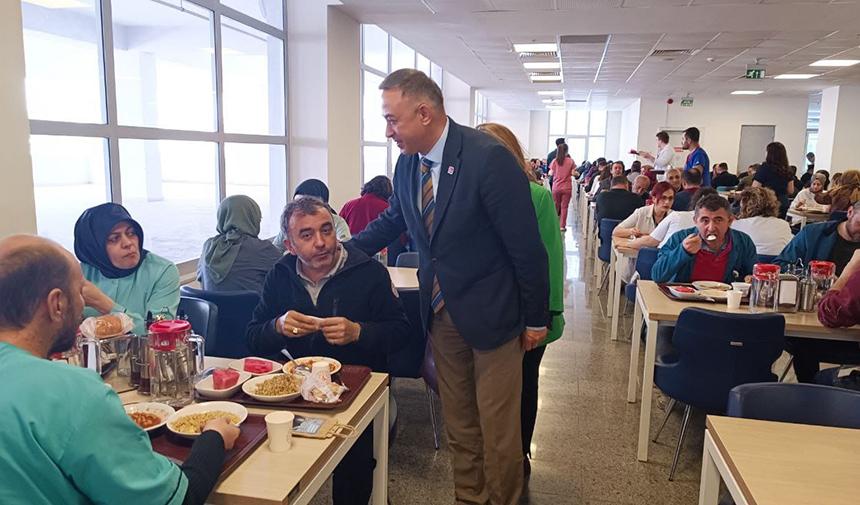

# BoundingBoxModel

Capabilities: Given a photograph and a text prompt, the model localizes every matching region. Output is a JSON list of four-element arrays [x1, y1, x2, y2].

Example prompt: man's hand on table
[[203, 417, 241, 450]]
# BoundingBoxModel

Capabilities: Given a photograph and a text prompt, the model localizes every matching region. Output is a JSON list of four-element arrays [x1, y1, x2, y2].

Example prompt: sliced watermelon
[[213, 368, 240, 390], [244, 358, 273, 374]]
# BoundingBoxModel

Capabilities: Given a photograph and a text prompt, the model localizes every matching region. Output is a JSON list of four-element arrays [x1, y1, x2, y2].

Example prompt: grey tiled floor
[[311, 201, 706, 504]]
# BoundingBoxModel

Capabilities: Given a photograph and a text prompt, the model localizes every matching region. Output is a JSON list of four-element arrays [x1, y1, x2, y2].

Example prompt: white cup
[[311, 361, 331, 382], [726, 290, 743, 310], [265, 411, 294, 452]]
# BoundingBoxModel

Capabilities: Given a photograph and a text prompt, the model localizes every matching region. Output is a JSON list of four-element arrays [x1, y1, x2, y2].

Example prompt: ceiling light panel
[[731, 90, 764, 95], [537, 91, 564, 96], [513, 43, 558, 53], [774, 74, 819, 79], [523, 62, 562, 70], [810, 59, 860, 67]]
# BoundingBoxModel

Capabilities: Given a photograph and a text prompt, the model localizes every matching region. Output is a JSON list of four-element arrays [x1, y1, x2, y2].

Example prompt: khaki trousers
[[429, 308, 525, 505]]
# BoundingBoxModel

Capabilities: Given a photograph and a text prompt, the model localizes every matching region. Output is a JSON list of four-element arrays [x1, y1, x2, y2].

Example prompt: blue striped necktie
[[420, 157, 445, 313]]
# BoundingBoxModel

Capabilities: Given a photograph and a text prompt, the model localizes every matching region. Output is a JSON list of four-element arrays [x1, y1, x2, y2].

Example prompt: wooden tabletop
[[611, 235, 640, 257], [786, 208, 829, 220], [120, 358, 389, 504], [636, 280, 860, 340], [386, 266, 419, 291], [707, 416, 860, 505]]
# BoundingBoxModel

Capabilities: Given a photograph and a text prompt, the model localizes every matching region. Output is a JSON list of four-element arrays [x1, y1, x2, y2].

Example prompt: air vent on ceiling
[[528, 71, 560, 77], [519, 51, 558, 58], [559, 35, 610, 45], [650, 49, 699, 57]]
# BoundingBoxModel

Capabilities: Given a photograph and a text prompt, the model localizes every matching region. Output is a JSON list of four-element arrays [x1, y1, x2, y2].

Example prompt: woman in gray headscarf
[[198, 195, 282, 293]]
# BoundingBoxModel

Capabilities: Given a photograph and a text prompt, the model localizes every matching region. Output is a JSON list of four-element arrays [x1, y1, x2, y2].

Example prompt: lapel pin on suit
[[447, 166, 455, 175]]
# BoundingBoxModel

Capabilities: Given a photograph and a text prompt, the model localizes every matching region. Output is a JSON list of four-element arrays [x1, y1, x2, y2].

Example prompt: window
[[22, 0, 289, 269], [360, 24, 444, 182], [473, 91, 489, 127], [547, 109, 608, 164]]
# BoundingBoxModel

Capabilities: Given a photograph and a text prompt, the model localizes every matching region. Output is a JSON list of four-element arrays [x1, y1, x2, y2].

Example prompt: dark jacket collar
[[277, 241, 372, 279]]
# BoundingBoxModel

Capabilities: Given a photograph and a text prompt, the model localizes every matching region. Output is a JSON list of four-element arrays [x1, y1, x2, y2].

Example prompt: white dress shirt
[[653, 144, 674, 171]]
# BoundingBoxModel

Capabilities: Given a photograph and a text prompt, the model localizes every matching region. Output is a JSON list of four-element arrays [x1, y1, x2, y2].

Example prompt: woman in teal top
[[477, 123, 565, 473], [74, 203, 180, 335]]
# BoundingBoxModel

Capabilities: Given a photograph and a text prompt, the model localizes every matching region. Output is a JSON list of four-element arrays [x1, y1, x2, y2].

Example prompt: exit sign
[[680, 97, 694, 107], [746, 68, 765, 79]]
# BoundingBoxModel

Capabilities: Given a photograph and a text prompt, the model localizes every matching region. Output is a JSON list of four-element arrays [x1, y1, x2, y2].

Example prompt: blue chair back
[[728, 382, 860, 428], [178, 296, 218, 352], [180, 286, 260, 358], [395, 251, 419, 268], [756, 254, 777, 264], [598, 219, 621, 263], [655, 307, 785, 412], [636, 247, 659, 281], [829, 210, 848, 222]]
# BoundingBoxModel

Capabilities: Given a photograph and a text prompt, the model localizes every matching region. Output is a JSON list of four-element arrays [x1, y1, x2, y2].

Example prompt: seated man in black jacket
[[247, 197, 409, 505], [595, 176, 644, 223], [711, 162, 739, 188]]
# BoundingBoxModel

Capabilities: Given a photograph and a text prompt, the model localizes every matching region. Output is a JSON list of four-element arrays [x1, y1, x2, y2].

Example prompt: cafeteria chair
[[395, 251, 419, 268], [624, 247, 659, 304], [755, 254, 777, 264], [178, 296, 219, 355], [727, 382, 860, 428], [652, 308, 785, 480], [596, 218, 621, 298], [180, 286, 260, 359], [829, 210, 848, 222], [420, 339, 442, 450]]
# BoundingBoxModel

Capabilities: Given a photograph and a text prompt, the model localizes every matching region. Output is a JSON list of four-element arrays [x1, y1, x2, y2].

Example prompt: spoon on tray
[[280, 348, 312, 375]]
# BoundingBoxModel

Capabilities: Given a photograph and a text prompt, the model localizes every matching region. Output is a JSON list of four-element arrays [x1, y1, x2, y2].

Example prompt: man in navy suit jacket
[[351, 69, 549, 505]]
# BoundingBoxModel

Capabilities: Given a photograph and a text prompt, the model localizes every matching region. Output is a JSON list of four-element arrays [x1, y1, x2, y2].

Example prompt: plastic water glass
[[265, 411, 295, 452], [726, 290, 743, 310]]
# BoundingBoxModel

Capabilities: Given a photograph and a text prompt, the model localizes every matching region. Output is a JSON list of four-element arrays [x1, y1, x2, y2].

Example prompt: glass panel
[[588, 136, 605, 161], [416, 53, 430, 74], [391, 37, 415, 71], [118, 139, 218, 263], [221, 0, 283, 29], [363, 71, 386, 142], [363, 145, 388, 183], [565, 138, 586, 165], [431, 63, 443, 87], [225, 143, 287, 239], [805, 131, 818, 156], [566, 110, 588, 136], [549, 110, 565, 135], [589, 110, 607, 136], [389, 141, 399, 174], [547, 137, 556, 154], [21, 0, 105, 123], [30, 136, 108, 252], [113, 0, 215, 131], [362, 24, 388, 72], [222, 16, 286, 135]]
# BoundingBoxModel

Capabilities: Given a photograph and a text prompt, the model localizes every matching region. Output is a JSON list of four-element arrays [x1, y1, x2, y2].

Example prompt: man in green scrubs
[[0, 235, 238, 505]]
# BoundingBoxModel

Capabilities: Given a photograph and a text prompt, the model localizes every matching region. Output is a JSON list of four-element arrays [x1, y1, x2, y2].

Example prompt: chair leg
[[668, 405, 693, 481], [425, 383, 440, 450], [596, 264, 609, 295], [652, 398, 677, 443], [779, 357, 794, 382]]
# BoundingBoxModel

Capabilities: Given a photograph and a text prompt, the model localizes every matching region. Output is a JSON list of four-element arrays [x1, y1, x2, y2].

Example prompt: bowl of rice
[[242, 373, 302, 403], [166, 401, 247, 438]]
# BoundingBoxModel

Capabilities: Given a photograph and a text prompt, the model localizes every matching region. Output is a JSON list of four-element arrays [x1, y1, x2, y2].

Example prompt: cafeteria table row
[[120, 357, 390, 505]]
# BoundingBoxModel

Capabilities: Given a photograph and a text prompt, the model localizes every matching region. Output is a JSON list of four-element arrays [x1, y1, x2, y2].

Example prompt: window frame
[[26, 0, 290, 276], [547, 109, 607, 162]]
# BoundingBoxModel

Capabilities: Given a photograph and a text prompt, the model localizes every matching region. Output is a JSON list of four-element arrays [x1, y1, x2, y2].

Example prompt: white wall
[[326, 7, 361, 210], [816, 85, 860, 173], [604, 111, 622, 161], [637, 96, 808, 173], [442, 70, 471, 127], [486, 101, 533, 156], [529, 110, 550, 159], [0, 1, 37, 237], [618, 99, 641, 168]]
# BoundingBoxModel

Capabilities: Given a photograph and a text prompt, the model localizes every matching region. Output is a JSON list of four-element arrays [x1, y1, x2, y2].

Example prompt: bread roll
[[95, 314, 124, 338]]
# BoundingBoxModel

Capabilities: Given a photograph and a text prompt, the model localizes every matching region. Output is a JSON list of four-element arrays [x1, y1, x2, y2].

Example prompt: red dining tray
[[657, 282, 749, 305], [200, 365, 372, 411], [150, 413, 267, 479]]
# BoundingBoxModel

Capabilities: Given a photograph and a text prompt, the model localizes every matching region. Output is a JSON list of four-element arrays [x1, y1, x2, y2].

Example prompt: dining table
[[785, 208, 829, 229], [119, 357, 390, 505], [699, 415, 860, 505], [386, 266, 419, 291], [627, 280, 860, 462], [608, 236, 639, 340]]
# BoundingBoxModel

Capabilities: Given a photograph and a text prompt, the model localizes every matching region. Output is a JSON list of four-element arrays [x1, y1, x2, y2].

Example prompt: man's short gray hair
[[379, 68, 444, 110], [280, 197, 331, 238]]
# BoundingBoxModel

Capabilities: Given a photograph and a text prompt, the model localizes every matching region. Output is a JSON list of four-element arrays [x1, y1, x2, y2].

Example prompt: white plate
[[281, 356, 342, 376], [242, 373, 302, 403], [124, 402, 175, 432], [166, 401, 247, 439], [228, 357, 280, 377], [195, 369, 252, 399], [692, 281, 732, 291], [698, 288, 729, 300]]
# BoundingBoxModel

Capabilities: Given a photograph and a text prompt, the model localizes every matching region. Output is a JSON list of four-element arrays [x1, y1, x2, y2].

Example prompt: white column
[[816, 85, 860, 174], [0, 1, 38, 237]]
